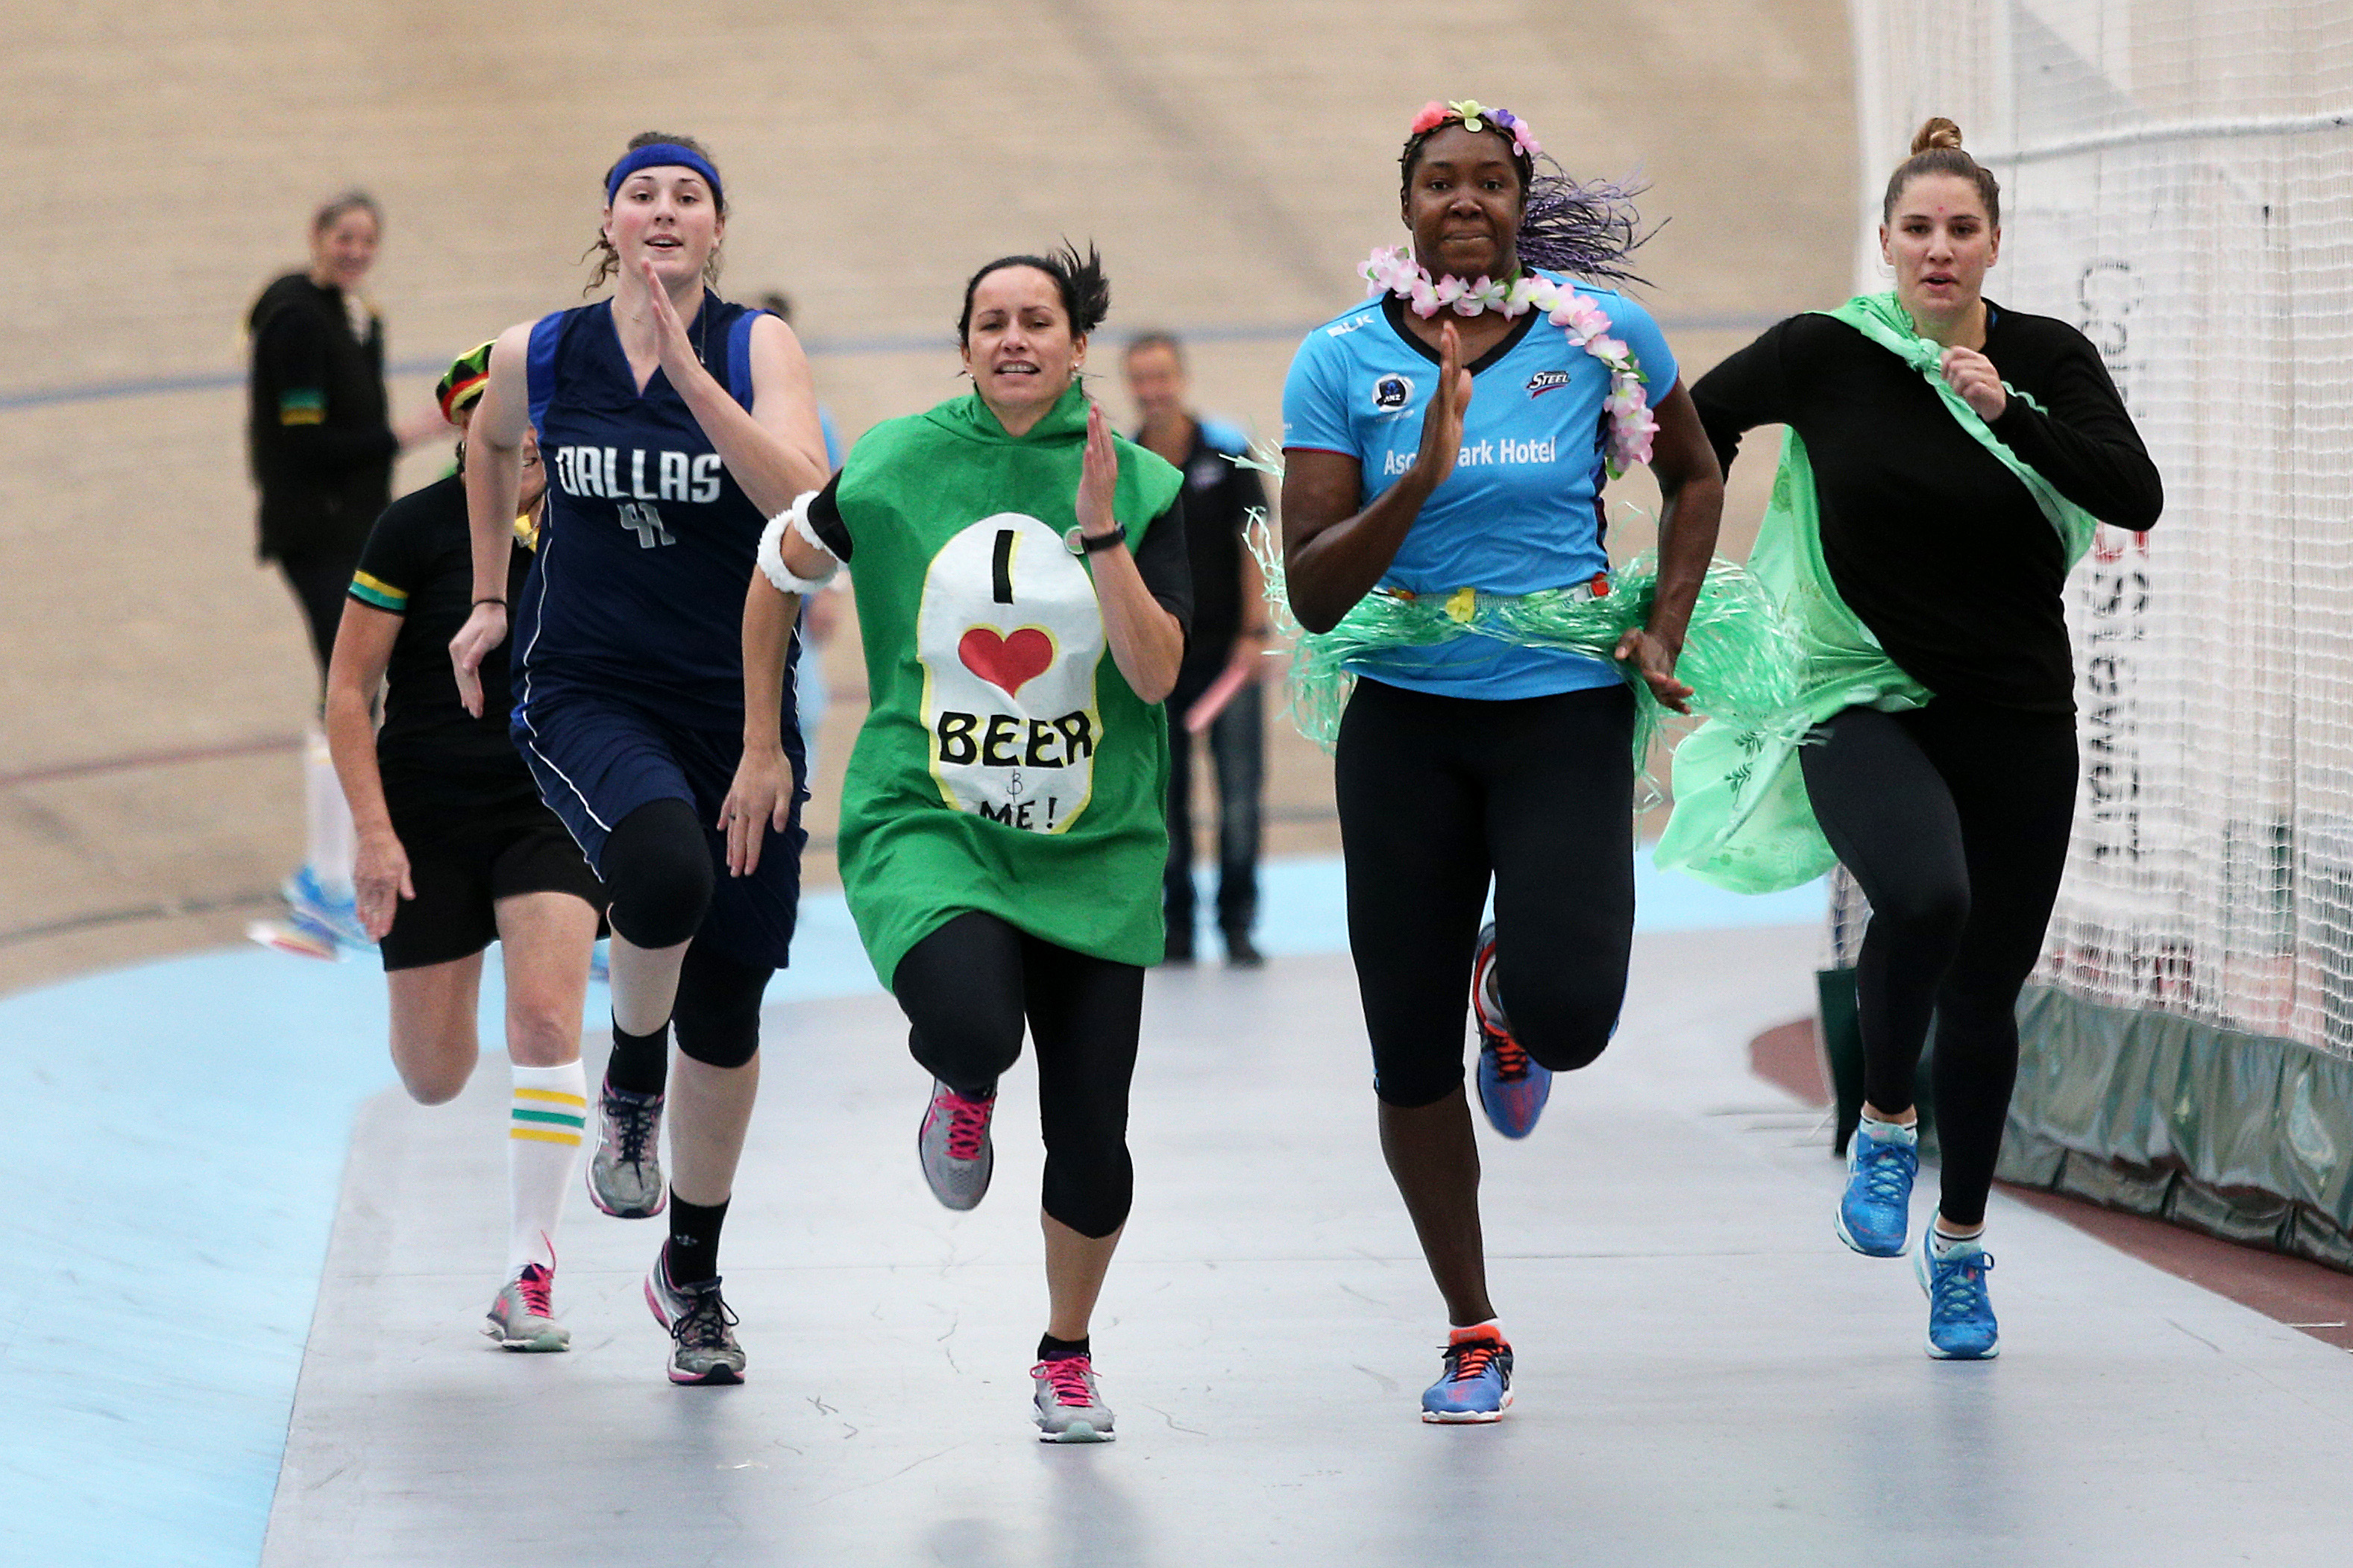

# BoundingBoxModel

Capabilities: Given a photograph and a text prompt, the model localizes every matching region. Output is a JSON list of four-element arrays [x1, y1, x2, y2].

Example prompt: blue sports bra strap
[[726, 308, 761, 410], [526, 312, 564, 436]]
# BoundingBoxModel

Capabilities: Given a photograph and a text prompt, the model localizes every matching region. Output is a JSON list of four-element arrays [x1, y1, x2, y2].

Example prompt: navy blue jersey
[[513, 295, 798, 733]]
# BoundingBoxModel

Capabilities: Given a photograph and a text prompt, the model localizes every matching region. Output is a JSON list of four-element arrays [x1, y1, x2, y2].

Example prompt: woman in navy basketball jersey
[[450, 132, 832, 1386]]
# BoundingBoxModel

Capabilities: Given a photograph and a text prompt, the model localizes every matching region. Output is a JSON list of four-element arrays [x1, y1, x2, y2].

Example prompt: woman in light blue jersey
[[1279, 98, 1724, 1423]]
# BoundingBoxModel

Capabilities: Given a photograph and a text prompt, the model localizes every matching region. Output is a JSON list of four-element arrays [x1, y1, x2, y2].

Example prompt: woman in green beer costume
[[724, 244, 1190, 1443], [1657, 119, 2160, 1361]]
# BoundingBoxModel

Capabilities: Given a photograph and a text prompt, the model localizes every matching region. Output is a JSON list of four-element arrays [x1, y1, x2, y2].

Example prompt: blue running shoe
[[1420, 1326, 1514, 1423], [1914, 1229, 1999, 1360], [1835, 1121, 1918, 1257], [1471, 923, 1551, 1139], [283, 866, 374, 951]]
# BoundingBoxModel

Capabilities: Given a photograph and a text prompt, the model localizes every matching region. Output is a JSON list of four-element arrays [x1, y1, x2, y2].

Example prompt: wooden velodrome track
[[0, 0, 1850, 993]]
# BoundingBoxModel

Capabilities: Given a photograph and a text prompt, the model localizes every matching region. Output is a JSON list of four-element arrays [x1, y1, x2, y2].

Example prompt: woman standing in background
[[246, 191, 442, 948]]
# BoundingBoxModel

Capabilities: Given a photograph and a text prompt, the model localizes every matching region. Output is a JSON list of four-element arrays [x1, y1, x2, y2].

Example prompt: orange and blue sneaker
[[1471, 923, 1550, 1139], [1421, 1324, 1514, 1423], [1915, 1228, 2000, 1360]]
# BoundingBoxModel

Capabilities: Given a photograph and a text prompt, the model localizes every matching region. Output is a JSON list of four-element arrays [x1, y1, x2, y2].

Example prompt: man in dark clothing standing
[[1125, 333, 1270, 967]]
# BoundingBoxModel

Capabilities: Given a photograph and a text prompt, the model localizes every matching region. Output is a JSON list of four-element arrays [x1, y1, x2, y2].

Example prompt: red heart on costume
[[958, 626, 1055, 698]]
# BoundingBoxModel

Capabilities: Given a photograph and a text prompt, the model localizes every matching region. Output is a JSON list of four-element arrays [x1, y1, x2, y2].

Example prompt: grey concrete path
[[264, 929, 2353, 1566]]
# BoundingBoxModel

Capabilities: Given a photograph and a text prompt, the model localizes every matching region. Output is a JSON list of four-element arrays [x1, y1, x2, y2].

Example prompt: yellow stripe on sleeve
[[348, 570, 408, 611]]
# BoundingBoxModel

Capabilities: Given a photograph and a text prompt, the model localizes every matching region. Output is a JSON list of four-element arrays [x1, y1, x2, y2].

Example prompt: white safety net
[[1844, 1, 2353, 1052]]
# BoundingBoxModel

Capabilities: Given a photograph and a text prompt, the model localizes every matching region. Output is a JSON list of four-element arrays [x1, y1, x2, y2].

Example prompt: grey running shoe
[[482, 1262, 570, 1352], [644, 1252, 745, 1385], [588, 1077, 666, 1219], [918, 1080, 996, 1211], [1031, 1354, 1116, 1442]]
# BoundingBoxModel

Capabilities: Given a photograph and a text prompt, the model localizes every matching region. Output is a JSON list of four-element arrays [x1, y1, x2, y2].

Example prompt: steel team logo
[[1525, 370, 1570, 399], [916, 513, 1105, 834], [1372, 373, 1414, 412]]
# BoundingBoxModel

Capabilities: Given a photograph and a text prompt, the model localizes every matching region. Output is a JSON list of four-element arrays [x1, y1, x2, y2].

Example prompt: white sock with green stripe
[[508, 1060, 588, 1273]]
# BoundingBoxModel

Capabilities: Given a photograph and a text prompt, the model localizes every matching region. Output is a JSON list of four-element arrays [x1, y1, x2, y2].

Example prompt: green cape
[[1652, 293, 2100, 892], [834, 382, 1187, 982]]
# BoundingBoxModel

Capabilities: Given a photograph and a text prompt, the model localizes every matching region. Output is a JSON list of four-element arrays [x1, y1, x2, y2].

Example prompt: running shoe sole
[[644, 1272, 744, 1385], [1421, 1391, 1513, 1425], [482, 1317, 570, 1353], [246, 917, 341, 960], [1037, 1422, 1115, 1443]]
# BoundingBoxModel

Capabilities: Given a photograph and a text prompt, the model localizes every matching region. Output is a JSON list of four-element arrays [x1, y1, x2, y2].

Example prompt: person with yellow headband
[[321, 342, 609, 1353]]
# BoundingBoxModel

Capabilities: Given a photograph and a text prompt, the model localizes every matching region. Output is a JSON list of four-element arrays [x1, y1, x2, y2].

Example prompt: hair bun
[[1911, 117, 1965, 154]]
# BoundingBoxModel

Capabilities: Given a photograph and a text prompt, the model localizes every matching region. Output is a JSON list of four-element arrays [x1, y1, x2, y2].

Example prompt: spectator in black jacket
[[246, 190, 444, 945]]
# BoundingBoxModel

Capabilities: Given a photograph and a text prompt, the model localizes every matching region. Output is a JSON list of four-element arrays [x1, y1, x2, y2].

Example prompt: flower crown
[[1408, 98, 1542, 160]]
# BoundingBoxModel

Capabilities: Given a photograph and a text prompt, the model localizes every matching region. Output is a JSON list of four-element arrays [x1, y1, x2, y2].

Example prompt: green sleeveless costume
[[1653, 293, 2101, 893], [832, 383, 1187, 983]]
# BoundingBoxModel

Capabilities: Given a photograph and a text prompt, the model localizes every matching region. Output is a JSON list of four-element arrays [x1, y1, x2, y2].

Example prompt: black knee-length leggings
[[1800, 699, 2078, 1227], [891, 911, 1145, 1238], [1335, 678, 1636, 1109]]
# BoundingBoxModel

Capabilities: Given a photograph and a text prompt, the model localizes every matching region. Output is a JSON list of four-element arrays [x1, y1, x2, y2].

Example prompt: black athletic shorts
[[379, 773, 609, 972]]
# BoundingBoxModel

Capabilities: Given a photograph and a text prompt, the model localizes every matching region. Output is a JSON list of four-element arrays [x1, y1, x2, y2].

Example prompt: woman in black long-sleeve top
[[1688, 119, 2160, 1361], [249, 192, 403, 673], [247, 190, 439, 945]]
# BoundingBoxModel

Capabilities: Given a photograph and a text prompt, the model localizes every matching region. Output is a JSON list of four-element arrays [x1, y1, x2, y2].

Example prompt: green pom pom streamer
[[1241, 500, 1812, 812]]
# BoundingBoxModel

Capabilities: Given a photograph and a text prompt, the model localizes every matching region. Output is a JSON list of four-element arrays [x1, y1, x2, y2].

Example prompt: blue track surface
[[0, 854, 1817, 1565]]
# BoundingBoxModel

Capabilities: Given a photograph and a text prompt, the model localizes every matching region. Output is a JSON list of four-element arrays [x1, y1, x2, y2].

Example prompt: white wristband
[[755, 491, 841, 595]]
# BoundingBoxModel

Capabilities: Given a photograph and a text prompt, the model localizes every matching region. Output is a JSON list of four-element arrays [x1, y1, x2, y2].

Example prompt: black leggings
[[604, 800, 768, 1068], [891, 911, 1144, 1238], [277, 546, 360, 693], [1335, 678, 1636, 1108], [1800, 700, 2078, 1227]]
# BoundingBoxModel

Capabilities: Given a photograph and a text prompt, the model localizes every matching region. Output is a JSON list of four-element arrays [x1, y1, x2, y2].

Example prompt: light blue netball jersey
[[1281, 274, 1677, 700]]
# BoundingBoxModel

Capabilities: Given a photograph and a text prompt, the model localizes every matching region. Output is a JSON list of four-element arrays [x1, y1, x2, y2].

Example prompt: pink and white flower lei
[[1358, 245, 1659, 478]]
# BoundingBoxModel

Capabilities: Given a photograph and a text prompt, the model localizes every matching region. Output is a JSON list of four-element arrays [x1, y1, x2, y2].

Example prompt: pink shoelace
[[940, 1089, 993, 1161], [1034, 1355, 1096, 1406], [515, 1262, 556, 1317]]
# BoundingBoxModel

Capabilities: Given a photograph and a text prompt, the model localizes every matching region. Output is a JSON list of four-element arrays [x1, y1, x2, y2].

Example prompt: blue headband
[[604, 143, 724, 210]]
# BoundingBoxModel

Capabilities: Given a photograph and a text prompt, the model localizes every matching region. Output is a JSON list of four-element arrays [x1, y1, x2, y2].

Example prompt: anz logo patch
[[1525, 370, 1571, 399], [1372, 374, 1415, 412]]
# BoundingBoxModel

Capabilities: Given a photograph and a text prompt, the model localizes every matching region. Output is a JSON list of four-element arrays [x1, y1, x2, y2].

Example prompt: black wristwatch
[[1066, 524, 1126, 555]]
